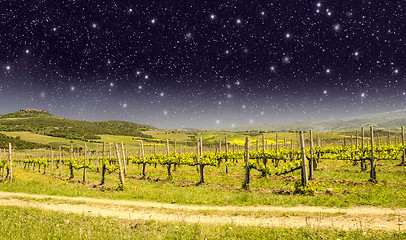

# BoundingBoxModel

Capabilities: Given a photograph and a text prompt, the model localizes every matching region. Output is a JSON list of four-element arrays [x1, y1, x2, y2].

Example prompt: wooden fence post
[[225, 136, 229, 174], [361, 127, 366, 171], [69, 145, 74, 179], [59, 146, 62, 177], [114, 143, 125, 186], [8, 143, 12, 182], [121, 142, 127, 175], [300, 131, 308, 186], [316, 135, 321, 168], [262, 133, 267, 177], [154, 142, 157, 168], [51, 148, 54, 175], [309, 130, 314, 180], [101, 142, 106, 185], [96, 145, 99, 172], [370, 126, 376, 180], [401, 126, 405, 165], [141, 140, 146, 177], [166, 139, 172, 180], [83, 143, 87, 182], [243, 137, 250, 189], [198, 137, 205, 184]]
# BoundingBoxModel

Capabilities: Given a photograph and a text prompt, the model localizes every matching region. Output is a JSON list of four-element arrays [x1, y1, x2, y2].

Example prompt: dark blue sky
[[0, 0, 405, 129]]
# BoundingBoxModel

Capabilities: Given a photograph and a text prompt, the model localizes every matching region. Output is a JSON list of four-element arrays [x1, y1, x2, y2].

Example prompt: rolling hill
[[0, 109, 156, 141], [232, 109, 406, 132]]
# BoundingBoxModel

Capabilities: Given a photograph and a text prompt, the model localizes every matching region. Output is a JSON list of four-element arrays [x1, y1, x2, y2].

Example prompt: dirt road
[[0, 191, 404, 231]]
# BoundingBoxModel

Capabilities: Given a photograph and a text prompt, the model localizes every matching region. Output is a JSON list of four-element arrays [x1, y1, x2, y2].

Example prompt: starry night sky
[[0, 0, 405, 129]]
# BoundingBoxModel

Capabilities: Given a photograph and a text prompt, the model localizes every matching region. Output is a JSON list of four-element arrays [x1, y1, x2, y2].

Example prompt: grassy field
[[1, 138, 406, 238], [1, 157, 406, 208], [1, 205, 402, 240]]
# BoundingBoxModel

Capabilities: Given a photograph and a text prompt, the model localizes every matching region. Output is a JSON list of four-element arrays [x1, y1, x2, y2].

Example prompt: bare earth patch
[[0, 191, 404, 231]]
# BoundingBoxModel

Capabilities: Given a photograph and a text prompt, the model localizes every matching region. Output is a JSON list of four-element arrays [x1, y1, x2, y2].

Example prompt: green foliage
[[294, 181, 318, 195], [0, 110, 155, 141], [0, 133, 48, 149]]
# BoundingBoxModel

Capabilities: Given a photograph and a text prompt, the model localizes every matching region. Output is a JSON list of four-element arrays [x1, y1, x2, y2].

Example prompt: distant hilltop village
[[20, 109, 46, 112]]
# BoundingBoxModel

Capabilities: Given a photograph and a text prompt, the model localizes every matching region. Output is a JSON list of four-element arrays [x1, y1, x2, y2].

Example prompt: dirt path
[[0, 191, 404, 231]]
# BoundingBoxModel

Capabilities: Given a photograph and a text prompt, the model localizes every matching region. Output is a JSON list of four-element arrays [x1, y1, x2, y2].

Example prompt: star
[[285, 33, 291, 39], [110, 83, 114, 87], [70, 86, 75, 91], [5, 65, 10, 70], [92, 23, 97, 28], [210, 14, 215, 20], [216, 119, 220, 124], [151, 18, 157, 24], [236, 19, 242, 24], [25, 49, 30, 54], [326, 68, 331, 74], [160, 92, 164, 97], [282, 56, 291, 64], [270, 65, 276, 72], [333, 24, 340, 31], [361, 93, 366, 98]]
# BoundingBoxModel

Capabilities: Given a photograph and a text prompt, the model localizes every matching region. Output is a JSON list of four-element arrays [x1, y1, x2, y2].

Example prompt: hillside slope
[[0, 109, 155, 141], [232, 109, 406, 132]]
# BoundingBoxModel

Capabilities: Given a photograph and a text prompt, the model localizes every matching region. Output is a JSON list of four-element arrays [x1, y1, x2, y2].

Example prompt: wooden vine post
[[355, 131, 359, 160], [166, 139, 172, 180], [8, 143, 12, 182], [96, 145, 99, 172], [243, 137, 250, 189], [83, 143, 87, 182], [43, 149, 47, 174], [0, 149, 3, 179], [262, 133, 267, 177], [316, 135, 321, 168], [300, 131, 308, 186], [140, 140, 146, 177], [114, 143, 125, 186], [370, 126, 376, 180], [154, 142, 157, 168], [173, 140, 177, 171], [51, 148, 54, 175], [198, 137, 205, 184], [101, 142, 107, 185], [401, 126, 405, 166], [59, 146, 62, 177], [69, 145, 74, 179], [225, 136, 229, 174], [309, 130, 314, 180], [121, 142, 127, 175], [361, 127, 366, 171]]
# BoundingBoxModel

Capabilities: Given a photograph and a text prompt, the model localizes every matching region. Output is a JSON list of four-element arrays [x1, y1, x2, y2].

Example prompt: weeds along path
[[0, 191, 404, 231]]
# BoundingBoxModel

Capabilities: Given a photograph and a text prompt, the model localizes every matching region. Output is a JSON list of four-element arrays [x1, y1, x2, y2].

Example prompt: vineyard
[[1, 126, 405, 194]]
